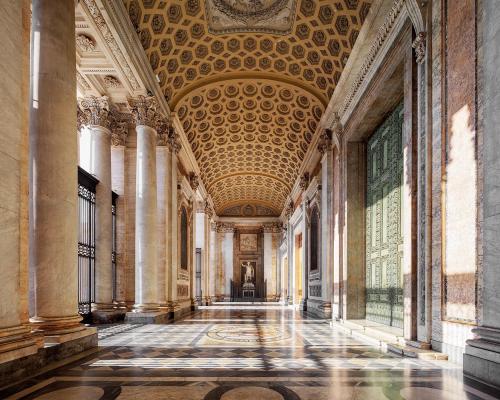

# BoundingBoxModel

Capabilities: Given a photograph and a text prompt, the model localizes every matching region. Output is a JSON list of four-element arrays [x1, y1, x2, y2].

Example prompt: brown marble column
[[29, 0, 90, 337], [0, 0, 41, 365]]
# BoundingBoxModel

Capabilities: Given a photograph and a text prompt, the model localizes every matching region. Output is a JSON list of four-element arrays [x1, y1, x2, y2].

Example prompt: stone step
[[387, 343, 448, 360], [332, 320, 447, 360]]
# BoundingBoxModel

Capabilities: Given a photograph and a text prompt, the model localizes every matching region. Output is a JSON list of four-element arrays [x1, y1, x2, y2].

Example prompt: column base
[[0, 326, 42, 365], [0, 327, 97, 390], [299, 298, 307, 311], [125, 311, 169, 324], [464, 327, 500, 388], [30, 315, 85, 336], [306, 299, 332, 318], [91, 309, 126, 324]]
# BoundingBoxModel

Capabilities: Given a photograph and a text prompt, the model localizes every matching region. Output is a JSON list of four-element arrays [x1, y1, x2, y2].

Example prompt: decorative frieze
[[81, 0, 140, 90], [216, 222, 235, 233], [339, 0, 405, 117], [78, 95, 114, 129], [412, 31, 426, 64], [127, 95, 161, 129], [262, 222, 283, 234]]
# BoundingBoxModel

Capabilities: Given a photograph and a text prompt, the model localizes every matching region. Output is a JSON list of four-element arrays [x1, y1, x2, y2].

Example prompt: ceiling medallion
[[206, 0, 298, 35]]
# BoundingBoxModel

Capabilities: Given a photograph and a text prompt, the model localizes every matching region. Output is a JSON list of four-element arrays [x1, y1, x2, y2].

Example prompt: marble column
[[263, 226, 273, 300], [319, 130, 334, 318], [464, 1, 500, 386], [0, 0, 41, 365], [156, 124, 171, 309], [78, 96, 121, 322], [300, 200, 308, 310], [332, 146, 342, 320], [209, 222, 217, 301], [223, 225, 235, 300], [110, 126, 128, 309], [126, 96, 166, 322], [341, 141, 366, 320], [167, 132, 181, 316], [195, 208, 206, 305], [29, 0, 91, 338]]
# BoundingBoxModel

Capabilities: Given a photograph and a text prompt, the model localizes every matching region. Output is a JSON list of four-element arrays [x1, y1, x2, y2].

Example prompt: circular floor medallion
[[207, 324, 290, 344]]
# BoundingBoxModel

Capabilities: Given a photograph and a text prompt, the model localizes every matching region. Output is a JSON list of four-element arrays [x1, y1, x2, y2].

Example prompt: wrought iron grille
[[78, 167, 98, 319], [112, 191, 118, 302]]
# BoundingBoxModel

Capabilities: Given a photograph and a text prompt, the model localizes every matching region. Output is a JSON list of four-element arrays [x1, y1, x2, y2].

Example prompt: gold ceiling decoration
[[176, 79, 323, 213], [125, 0, 371, 215]]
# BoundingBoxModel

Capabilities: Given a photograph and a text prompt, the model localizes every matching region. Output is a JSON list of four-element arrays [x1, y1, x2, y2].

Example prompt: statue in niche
[[241, 261, 256, 289]]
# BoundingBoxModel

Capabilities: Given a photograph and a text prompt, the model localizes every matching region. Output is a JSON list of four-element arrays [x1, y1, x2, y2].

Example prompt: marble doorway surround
[[0, 305, 498, 400]]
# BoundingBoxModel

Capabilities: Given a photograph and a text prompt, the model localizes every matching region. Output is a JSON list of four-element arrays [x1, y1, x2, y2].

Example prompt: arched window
[[180, 207, 188, 270], [310, 206, 320, 272]]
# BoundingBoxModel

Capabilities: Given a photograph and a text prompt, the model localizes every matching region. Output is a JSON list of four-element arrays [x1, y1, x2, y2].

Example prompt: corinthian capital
[[78, 96, 114, 129], [127, 95, 161, 129]]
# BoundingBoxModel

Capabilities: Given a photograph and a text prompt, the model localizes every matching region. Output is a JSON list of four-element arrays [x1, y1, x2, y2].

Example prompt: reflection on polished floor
[[1, 305, 498, 400]]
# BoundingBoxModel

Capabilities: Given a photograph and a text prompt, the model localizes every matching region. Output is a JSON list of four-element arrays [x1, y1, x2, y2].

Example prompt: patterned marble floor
[[1, 305, 499, 399]]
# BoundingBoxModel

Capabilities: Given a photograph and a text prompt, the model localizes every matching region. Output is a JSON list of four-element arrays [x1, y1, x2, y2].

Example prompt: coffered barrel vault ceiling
[[125, 0, 371, 215]]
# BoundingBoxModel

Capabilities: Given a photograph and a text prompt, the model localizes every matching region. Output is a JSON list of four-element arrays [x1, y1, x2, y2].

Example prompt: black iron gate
[[112, 191, 118, 302], [78, 167, 98, 320]]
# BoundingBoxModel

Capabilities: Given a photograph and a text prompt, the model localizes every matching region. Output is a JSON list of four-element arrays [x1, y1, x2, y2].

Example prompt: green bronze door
[[366, 104, 404, 328]]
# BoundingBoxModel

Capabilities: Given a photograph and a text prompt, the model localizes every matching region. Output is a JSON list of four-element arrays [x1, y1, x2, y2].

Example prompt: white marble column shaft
[[263, 231, 273, 299], [133, 124, 159, 311], [29, 0, 83, 334], [223, 230, 234, 299], [321, 150, 334, 307], [156, 145, 171, 307], [88, 125, 114, 310], [168, 146, 179, 310], [209, 223, 217, 300]]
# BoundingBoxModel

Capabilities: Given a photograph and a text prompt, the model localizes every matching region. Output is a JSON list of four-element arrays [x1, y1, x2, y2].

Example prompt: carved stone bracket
[[317, 128, 333, 155], [167, 125, 182, 154], [127, 95, 162, 129], [78, 95, 114, 129], [412, 31, 426, 64], [156, 117, 170, 146], [204, 201, 214, 219], [331, 112, 343, 148], [189, 173, 200, 191], [284, 200, 294, 220], [299, 172, 310, 191]]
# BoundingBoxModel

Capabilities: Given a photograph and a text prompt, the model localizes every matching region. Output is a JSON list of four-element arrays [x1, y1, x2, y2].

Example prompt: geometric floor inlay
[[1, 305, 499, 400]]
